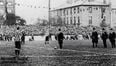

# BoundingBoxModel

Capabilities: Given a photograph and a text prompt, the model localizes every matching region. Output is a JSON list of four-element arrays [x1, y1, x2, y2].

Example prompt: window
[[74, 17, 76, 25], [87, 8, 89, 11], [58, 11, 60, 16], [70, 17, 72, 24], [101, 8, 106, 18], [102, 8, 105, 13], [77, 7, 79, 13], [65, 17, 67, 25], [60, 10, 62, 16], [67, 17, 68, 24], [65, 9, 67, 15], [67, 9, 68, 15], [89, 7, 92, 13], [96, 7, 98, 10], [64, 18, 65, 23], [77, 17, 80, 26], [57, 11, 58, 16], [83, 9, 85, 12], [74, 7, 76, 14], [89, 16, 92, 25], [80, 9, 82, 12], [63, 10, 65, 16], [70, 8, 72, 15]]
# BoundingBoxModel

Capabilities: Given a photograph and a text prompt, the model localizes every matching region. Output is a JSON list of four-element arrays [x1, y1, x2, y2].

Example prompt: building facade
[[0, 0, 15, 25], [111, 8, 116, 27], [51, 0, 111, 27]]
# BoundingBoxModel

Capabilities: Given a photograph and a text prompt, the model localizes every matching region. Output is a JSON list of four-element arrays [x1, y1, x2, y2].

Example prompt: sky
[[15, 0, 116, 25]]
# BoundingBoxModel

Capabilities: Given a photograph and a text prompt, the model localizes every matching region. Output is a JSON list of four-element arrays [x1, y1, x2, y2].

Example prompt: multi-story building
[[0, 0, 15, 25], [6, 0, 15, 14], [51, 0, 111, 27]]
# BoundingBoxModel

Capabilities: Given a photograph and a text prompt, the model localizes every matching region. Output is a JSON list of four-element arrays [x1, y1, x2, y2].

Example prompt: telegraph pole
[[109, 0, 112, 28], [48, 0, 51, 34], [4, 0, 8, 24]]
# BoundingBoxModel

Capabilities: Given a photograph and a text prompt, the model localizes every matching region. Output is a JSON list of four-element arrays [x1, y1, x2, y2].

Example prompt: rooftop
[[52, 0, 110, 11]]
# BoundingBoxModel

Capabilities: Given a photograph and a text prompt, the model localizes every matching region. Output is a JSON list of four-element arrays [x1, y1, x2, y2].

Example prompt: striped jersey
[[14, 30, 21, 41]]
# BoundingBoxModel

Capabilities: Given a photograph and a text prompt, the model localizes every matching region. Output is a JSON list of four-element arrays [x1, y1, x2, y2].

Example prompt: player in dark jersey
[[91, 28, 99, 48]]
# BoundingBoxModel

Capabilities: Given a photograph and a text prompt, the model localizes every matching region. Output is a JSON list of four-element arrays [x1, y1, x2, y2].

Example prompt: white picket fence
[[25, 35, 85, 41]]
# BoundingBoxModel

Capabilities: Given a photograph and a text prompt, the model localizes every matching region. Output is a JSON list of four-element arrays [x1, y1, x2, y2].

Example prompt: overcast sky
[[15, 0, 116, 25]]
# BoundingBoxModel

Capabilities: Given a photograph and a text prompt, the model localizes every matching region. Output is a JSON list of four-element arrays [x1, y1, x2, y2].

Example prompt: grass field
[[0, 40, 116, 66]]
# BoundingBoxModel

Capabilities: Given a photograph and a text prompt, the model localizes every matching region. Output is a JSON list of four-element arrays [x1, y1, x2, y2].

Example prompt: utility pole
[[4, 0, 8, 24], [48, 0, 51, 34], [109, 0, 112, 28]]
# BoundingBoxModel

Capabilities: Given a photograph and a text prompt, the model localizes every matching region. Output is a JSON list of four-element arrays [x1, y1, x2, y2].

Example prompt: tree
[[3, 13, 16, 25], [100, 20, 108, 27], [16, 16, 26, 26], [42, 19, 48, 26], [3, 14, 26, 26], [35, 17, 49, 26], [50, 17, 56, 26], [35, 18, 42, 25], [50, 16, 63, 26], [0, 15, 5, 25], [56, 16, 63, 26]]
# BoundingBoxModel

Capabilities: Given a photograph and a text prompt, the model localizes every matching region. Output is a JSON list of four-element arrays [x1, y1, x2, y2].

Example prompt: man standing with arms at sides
[[91, 28, 98, 48], [57, 29, 65, 49], [109, 28, 116, 48], [101, 28, 108, 48], [14, 27, 21, 58]]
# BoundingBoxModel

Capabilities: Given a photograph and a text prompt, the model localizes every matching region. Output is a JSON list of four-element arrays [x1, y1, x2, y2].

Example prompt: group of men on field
[[15, 27, 65, 57], [15, 26, 116, 57], [92, 28, 116, 48], [45, 29, 65, 49]]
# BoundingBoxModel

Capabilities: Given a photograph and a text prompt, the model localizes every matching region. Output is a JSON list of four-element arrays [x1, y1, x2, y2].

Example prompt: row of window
[[63, 17, 79, 25], [57, 7, 107, 16], [63, 16, 93, 25], [62, 16, 106, 25]]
